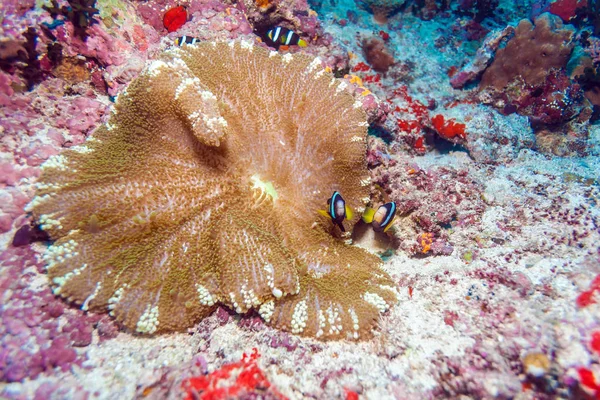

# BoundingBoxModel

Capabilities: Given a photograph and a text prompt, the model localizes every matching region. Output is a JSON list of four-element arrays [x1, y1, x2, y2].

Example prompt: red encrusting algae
[[352, 62, 371, 72], [182, 349, 288, 400], [591, 331, 600, 355], [577, 367, 600, 398], [576, 275, 600, 308], [548, 0, 587, 22], [163, 6, 187, 33], [345, 388, 360, 400], [431, 115, 467, 140]]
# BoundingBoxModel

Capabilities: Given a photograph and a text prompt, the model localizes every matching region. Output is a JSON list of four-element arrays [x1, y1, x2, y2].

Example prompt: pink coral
[[62, 23, 129, 66], [368, 153, 486, 256], [0, 246, 102, 383]]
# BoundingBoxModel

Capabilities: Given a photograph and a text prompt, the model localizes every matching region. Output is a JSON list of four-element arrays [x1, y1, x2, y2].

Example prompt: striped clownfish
[[175, 35, 199, 46], [318, 191, 353, 232], [362, 202, 397, 233], [266, 26, 307, 47]]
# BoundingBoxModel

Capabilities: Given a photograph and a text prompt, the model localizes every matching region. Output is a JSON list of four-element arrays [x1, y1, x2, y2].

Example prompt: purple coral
[[0, 246, 103, 383]]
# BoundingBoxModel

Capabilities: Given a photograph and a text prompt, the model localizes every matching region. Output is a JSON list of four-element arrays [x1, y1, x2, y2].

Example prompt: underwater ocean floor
[[4, 150, 600, 400], [1, 0, 600, 398]]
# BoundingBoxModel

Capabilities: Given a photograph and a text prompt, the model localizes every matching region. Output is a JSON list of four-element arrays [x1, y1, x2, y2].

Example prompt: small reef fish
[[175, 35, 199, 46], [362, 202, 397, 233], [266, 26, 307, 47], [318, 191, 353, 232]]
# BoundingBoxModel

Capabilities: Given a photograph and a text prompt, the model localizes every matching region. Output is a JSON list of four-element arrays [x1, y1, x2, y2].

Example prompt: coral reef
[[460, 105, 536, 164], [362, 37, 395, 73], [455, 0, 499, 23], [577, 37, 600, 112], [356, 0, 406, 23], [29, 41, 397, 340], [1, 0, 600, 396], [408, 0, 445, 20], [478, 12, 591, 153], [480, 13, 574, 90], [450, 26, 515, 89], [367, 150, 486, 256], [586, 36, 600, 65], [0, 245, 98, 384], [43, 0, 100, 40], [12, 28, 44, 91], [578, 0, 600, 35]]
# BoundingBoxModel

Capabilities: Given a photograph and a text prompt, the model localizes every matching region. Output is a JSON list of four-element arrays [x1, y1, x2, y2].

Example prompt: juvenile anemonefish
[[266, 26, 307, 47], [362, 202, 397, 233], [318, 191, 353, 232], [175, 35, 199, 46]]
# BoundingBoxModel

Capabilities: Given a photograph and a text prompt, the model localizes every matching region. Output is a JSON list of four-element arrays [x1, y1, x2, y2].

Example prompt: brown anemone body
[[30, 41, 397, 340]]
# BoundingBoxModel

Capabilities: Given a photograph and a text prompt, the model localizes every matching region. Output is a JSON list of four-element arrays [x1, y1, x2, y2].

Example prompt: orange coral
[[29, 41, 397, 340], [255, 0, 273, 12], [419, 232, 433, 254], [53, 57, 90, 84]]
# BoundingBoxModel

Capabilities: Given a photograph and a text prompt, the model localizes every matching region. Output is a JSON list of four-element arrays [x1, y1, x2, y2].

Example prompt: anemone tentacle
[[30, 40, 398, 340]]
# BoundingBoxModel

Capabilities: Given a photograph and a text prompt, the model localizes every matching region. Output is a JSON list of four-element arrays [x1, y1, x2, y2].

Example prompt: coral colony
[[0, 0, 600, 398]]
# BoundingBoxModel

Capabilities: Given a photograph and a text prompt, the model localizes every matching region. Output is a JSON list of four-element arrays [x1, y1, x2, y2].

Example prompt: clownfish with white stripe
[[266, 26, 307, 47], [362, 202, 397, 233], [175, 35, 199, 46], [318, 191, 353, 232]]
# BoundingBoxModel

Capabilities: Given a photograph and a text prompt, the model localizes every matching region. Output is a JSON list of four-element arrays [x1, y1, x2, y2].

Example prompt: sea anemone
[[28, 40, 398, 340]]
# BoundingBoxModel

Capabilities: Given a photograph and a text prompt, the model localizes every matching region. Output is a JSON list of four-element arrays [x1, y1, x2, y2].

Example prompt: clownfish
[[362, 202, 397, 233], [318, 191, 353, 232], [266, 26, 307, 47], [175, 35, 199, 46]]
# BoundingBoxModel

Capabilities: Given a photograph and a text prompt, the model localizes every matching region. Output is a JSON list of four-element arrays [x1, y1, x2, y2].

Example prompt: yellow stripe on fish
[[318, 191, 352, 232], [362, 202, 397, 232]]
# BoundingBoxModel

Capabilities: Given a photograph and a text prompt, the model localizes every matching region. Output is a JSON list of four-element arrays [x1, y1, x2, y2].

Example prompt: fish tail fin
[[337, 221, 346, 232], [298, 39, 307, 47], [317, 209, 331, 219], [383, 216, 397, 232], [345, 205, 354, 220], [362, 207, 375, 223]]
